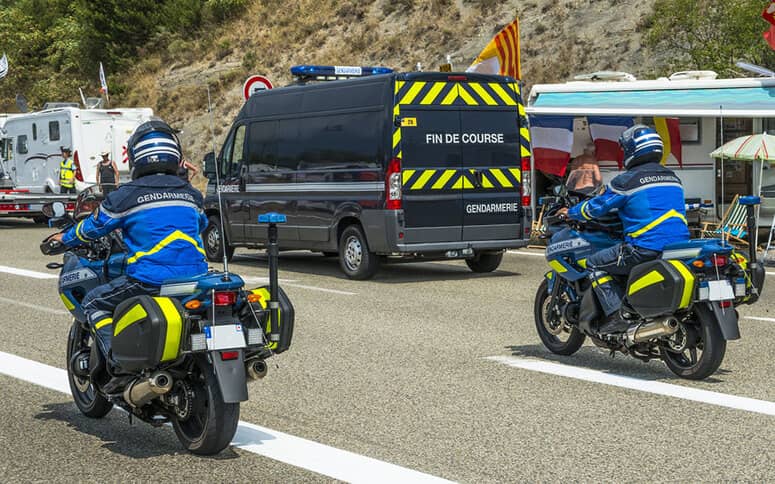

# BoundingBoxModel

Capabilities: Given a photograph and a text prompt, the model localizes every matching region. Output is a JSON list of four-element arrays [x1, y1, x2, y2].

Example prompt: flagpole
[[719, 105, 725, 235]]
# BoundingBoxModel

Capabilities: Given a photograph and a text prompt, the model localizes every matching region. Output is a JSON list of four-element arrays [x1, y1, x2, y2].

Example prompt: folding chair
[[700, 194, 749, 246]]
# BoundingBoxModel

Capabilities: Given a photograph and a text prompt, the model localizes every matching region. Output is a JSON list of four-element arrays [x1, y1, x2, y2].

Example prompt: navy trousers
[[586, 243, 660, 316]]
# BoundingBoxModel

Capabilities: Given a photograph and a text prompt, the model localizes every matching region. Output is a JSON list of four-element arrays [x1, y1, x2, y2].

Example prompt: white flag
[[0, 54, 8, 80], [99, 62, 108, 95]]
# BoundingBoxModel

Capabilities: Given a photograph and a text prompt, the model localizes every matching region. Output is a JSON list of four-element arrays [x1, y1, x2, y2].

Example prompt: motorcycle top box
[[111, 295, 185, 372], [626, 259, 696, 318]]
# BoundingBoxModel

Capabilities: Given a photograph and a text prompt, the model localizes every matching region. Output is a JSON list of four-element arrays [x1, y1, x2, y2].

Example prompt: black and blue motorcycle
[[535, 187, 764, 380], [40, 191, 293, 454]]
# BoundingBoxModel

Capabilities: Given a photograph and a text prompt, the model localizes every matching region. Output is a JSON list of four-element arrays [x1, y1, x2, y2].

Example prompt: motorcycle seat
[[661, 238, 734, 257]]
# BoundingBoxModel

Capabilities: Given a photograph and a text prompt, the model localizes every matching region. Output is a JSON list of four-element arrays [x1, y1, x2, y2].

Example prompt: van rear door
[[395, 74, 528, 245]]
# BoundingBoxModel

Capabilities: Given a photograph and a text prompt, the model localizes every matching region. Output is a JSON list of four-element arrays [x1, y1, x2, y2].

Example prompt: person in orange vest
[[59, 147, 76, 194]]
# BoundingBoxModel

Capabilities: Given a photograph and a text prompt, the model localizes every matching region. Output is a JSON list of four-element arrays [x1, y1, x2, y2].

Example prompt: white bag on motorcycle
[[626, 259, 696, 318]]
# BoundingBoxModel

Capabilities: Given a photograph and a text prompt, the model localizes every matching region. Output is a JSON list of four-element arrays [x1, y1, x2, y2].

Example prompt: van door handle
[[471, 169, 483, 188]]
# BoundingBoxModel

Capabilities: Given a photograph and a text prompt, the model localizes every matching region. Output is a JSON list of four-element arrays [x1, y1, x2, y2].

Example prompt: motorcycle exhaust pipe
[[123, 371, 173, 408], [246, 359, 267, 381], [626, 317, 680, 345]]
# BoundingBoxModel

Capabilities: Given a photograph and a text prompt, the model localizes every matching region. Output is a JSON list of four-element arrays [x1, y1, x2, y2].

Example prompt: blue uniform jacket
[[568, 162, 690, 251], [62, 174, 209, 285]]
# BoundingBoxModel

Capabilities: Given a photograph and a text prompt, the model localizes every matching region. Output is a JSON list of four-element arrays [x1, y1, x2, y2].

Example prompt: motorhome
[[526, 72, 775, 224], [0, 107, 154, 193]]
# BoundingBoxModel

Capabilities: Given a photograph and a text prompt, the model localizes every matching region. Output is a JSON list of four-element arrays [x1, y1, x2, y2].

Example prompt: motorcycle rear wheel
[[534, 279, 586, 356], [66, 322, 112, 418], [172, 355, 240, 455], [661, 306, 726, 380]]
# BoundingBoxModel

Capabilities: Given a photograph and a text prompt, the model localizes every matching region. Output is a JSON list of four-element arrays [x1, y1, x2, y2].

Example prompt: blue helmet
[[127, 120, 182, 179], [619, 124, 663, 169]]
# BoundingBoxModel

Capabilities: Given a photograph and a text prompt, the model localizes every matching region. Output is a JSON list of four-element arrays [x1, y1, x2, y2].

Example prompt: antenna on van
[[206, 85, 231, 280]]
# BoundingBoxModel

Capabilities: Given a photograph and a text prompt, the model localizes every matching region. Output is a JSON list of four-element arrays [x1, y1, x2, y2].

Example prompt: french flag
[[529, 115, 573, 177], [588, 116, 633, 168]]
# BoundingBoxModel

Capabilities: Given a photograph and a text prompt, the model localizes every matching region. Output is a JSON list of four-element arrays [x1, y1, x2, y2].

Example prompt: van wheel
[[339, 225, 380, 280], [465, 251, 503, 273], [204, 216, 234, 262]]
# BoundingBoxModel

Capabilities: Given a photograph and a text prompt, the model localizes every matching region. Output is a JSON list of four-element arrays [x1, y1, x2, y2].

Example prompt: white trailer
[[0, 107, 153, 193], [526, 75, 775, 223]]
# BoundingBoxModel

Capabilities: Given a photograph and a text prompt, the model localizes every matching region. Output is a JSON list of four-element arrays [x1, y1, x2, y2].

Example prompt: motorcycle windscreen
[[459, 105, 523, 241], [399, 107, 463, 243]]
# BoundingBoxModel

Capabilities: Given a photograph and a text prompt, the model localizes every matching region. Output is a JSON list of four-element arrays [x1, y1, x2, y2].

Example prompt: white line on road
[[242, 276, 356, 295], [0, 296, 69, 316], [0, 351, 447, 483], [745, 316, 775, 323], [486, 355, 775, 417], [767, 272, 775, 277], [506, 250, 544, 257], [0, 265, 57, 280]]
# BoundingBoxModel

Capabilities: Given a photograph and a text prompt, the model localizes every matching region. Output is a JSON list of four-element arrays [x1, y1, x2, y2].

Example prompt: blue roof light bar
[[290, 65, 393, 81]]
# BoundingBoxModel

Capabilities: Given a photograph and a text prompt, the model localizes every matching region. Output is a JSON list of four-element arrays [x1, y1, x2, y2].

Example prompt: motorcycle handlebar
[[40, 236, 68, 256]]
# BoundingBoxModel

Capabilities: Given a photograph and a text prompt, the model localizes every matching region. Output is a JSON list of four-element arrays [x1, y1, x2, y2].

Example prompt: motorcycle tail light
[[711, 255, 728, 267], [220, 350, 240, 361], [184, 300, 202, 310], [214, 291, 236, 306], [720, 300, 733, 308]]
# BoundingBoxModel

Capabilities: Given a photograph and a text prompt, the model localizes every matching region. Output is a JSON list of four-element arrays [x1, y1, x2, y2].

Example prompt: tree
[[646, 0, 775, 75]]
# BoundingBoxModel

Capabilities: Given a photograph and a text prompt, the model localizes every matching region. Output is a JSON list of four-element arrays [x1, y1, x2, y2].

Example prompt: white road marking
[[0, 351, 448, 483], [745, 316, 775, 323], [507, 250, 544, 257], [767, 272, 775, 277], [242, 276, 356, 296], [0, 296, 70, 316], [0, 265, 58, 280], [486, 355, 775, 417]]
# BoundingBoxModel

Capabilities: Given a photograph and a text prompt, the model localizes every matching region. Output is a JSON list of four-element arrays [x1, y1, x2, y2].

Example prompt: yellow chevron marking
[[508, 168, 522, 183], [413, 169, 435, 189], [520, 127, 531, 142], [420, 82, 446, 105], [127, 230, 205, 264], [518, 103, 526, 116], [451, 175, 474, 189], [400, 81, 426, 105], [520, 145, 531, 158], [393, 128, 401, 149], [397, 150, 402, 159], [432, 169, 456, 189], [489, 83, 517, 106], [458, 85, 478, 105], [469, 83, 498, 105], [441, 86, 458, 105], [402, 169, 416, 185], [490, 168, 513, 188], [394, 80, 404, 95], [480, 171, 495, 188]]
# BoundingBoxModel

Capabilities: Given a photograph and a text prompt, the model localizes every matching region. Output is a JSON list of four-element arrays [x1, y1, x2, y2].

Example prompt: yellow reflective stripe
[[127, 230, 205, 264], [580, 201, 593, 221], [457, 84, 478, 105], [59, 293, 75, 310], [469, 83, 497, 105], [518, 103, 526, 117], [490, 168, 513, 188], [451, 174, 474, 189], [627, 270, 665, 296], [668, 260, 695, 308], [480, 171, 495, 188], [412, 170, 435, 190], [75, 220, 89, 242], [392, 127, 401, 150], [402, 169, 415, 185], [520, 127, 531, 143], [399, 81, 425, 105], [432, 169, 456, 189], [441, 86, 458, 105], [489, 83, 517, 105], [578, 258, 587, 269], [113, 304, 147, 336], [592, 276, 613, 288], [508, 168, 521, 183], [549, 260, 567, 273], [420, 82, 446, 105], [95, 317, 113, 330], [154, 297, 183, 362], [628, 209, 687, 238]]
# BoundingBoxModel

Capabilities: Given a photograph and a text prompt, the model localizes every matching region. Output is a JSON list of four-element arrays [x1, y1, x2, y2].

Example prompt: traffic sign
[[243, 75, 273, 101]]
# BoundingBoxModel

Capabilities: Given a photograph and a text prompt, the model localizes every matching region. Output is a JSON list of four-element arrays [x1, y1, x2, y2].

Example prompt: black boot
[[598, 313, 630, 334]]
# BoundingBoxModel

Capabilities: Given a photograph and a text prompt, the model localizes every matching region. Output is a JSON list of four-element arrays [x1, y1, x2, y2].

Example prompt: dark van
[[203, 66, 532, 279]]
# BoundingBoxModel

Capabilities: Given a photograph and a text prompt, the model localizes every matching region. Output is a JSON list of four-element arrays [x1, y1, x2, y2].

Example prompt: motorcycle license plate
[[708, 280, 734, 301], [204, 324, 247, 351]]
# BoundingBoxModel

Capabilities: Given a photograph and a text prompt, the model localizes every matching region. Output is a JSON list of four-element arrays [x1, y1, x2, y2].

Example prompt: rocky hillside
[[120, 0, 659, 171]]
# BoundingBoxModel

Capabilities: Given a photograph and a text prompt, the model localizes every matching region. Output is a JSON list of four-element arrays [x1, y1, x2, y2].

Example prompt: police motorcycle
[[534, 186, 765, 380], [39, 191, 294, 454]]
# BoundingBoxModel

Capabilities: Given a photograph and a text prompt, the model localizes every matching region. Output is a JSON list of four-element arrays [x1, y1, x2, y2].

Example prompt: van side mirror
[[203, 152, 216, 177]]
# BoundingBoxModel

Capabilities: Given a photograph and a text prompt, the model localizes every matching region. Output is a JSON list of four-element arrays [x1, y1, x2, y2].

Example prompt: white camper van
[[0, 107, 154, 193], [527, 73, 775, 224]]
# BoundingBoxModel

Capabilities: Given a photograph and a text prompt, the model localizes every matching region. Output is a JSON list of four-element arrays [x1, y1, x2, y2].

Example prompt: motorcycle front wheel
[[66, 322, 112, 418], [661, 305, 726, 380], [172, 355, 240, 455], [534, 279, 586, 356]]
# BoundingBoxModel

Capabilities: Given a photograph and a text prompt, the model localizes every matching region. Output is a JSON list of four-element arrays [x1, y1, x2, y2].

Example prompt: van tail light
[[386, 157, 402, 210], [214, 291, 237, 306], [520, 157, 531, 207], [711, 254, 728, 267], [73, 150, 84, 182]]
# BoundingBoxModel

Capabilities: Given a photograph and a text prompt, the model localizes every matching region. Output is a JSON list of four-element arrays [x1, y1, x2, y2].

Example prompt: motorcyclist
[[49, 120, 209, 369], [563, 125, 690, 334]]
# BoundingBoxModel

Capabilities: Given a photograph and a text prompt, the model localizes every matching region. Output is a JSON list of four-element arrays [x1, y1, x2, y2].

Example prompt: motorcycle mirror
[[42, 202, 65, 218]]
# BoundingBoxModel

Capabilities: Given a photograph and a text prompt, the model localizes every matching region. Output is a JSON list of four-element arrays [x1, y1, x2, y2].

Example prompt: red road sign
[[243, 75, 274, 101]]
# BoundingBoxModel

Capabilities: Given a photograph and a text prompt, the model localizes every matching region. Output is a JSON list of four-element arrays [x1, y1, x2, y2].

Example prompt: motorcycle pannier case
[[626, 259, 696, 318], [112, 295, 185, 372], [239, 286, 294, 354]]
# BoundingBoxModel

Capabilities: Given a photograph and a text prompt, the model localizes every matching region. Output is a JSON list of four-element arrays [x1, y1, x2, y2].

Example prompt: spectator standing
[[96, 151, 119, 196], [566, 143, 602, 195]]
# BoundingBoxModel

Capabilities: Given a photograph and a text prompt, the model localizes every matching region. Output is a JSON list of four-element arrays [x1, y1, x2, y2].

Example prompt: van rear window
[[17, 135, 28, 154], [49, 121, 60, 141]]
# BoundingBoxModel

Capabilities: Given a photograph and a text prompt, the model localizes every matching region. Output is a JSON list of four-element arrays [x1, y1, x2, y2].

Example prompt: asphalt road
[[1, 217, 775, 482]]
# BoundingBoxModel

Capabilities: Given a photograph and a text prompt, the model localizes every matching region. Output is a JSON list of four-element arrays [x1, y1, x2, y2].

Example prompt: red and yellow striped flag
[[654, 117, 682, 167], [466, 19, 521, 80]]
